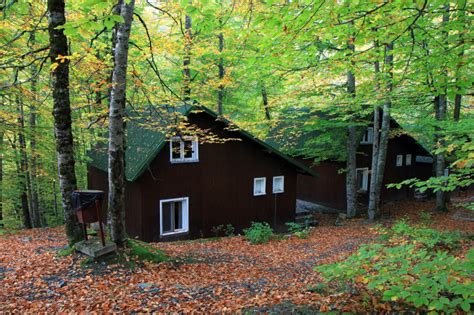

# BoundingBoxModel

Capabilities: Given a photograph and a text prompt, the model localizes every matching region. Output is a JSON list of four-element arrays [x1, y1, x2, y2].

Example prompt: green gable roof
[[88, 104, 316, 181]]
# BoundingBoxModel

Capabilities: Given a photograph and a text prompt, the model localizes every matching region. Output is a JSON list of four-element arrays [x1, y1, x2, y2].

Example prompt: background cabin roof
[[266, 107, 432, 162], [88, 104, 316, 182]]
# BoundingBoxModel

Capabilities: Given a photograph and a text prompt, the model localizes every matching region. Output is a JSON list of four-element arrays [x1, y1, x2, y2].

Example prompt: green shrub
[[316, 221, 473, 312], [286, 222, 311, 239], [418, 212, 432, 225], [389, 220, 462, 250], [57, 246, 75, 257], [125, 239, 168, 263], [211, 224, 224, 237], [224, 224, 235, 237], [211, 224, 235, 237], [243, 222, 273, 244]]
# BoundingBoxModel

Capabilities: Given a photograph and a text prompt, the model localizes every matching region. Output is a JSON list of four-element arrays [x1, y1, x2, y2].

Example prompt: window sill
[[273, 191, 284, 194], [170, 159, 199, 164], [161, 229, 189, 237], [253, 192, 266, 196]]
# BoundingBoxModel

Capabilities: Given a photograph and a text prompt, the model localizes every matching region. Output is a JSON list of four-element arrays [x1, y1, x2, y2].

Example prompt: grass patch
[[125, 239, 168, 264], [57, 246, 75, 257]]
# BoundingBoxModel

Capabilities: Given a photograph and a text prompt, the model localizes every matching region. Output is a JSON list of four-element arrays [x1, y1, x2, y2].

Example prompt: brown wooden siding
[[296, 133, 433, 212], [88, 112, 298, 242]]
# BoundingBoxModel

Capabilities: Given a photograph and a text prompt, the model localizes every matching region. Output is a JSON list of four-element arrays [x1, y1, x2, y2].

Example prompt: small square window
[[160, 197, 189, 236], [253, 177, 266, 196], [361, 127, 374, 144], [396, 155, 403, 167], [273, 176, 284, 193], [169, 137, 199, 163], [406, 154, 412, 166]]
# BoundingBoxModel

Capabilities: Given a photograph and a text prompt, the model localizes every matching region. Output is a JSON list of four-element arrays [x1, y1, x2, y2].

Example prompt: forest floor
[[0, 197, 473, 312]]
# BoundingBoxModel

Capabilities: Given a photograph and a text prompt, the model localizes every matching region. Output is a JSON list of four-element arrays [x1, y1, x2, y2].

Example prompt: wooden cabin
[[87, 105, 315, 242], [268, 111, 433, 214]]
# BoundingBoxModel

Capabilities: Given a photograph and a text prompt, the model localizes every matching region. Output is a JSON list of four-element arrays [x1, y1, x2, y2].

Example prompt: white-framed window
[[160, 197, 189, 236], [361, 127, 374, 144], [272, 176, 284, 194], [169, 137, 199, 163], [356, 168, 369, 192], [253, 177, 266, 196], [406, 154, 412, 166], [396, 155, 403, 167]]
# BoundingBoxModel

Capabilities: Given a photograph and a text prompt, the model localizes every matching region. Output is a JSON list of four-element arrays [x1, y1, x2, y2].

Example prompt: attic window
[[170, 137, 199, 163], [361, 127, 374, 144]]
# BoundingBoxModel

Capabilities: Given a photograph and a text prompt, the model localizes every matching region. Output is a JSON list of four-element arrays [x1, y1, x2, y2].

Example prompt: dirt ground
[[1, 197, 473, 312]]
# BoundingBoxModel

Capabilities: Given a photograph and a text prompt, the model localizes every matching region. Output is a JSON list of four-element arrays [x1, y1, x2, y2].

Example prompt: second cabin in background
[[267, 108, 433, 215], [88, 104, 315, 242]]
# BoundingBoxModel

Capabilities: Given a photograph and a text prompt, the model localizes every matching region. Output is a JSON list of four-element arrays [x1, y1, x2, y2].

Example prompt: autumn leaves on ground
[[1, 199, 473, 313]]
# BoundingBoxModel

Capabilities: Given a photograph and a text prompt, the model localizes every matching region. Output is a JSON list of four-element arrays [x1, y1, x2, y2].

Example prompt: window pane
[[357, 171, 363, 189], [183, 140, 193, 159], [174, 201, 183, 230], [162, 202, 172, 233], [171, 140, 181, 159]]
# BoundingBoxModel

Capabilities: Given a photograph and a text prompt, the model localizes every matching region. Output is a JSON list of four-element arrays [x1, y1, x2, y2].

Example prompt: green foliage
[[57, 246, 76, 257], [211, 224, 235, 237], [316, 222, 472, 312], [125, 239, 168, 264], [418, 212, 432, 225], [243, 222, 273, 244], [286, 222, 311, 239]]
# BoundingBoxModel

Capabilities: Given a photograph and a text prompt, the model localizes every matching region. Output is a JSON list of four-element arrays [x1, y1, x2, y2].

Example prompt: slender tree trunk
[[345, 26, 357, 218], [453, 1, 466, 122], [17, 101, 37, 228], [0, 131, 3, 227], [11, 135, 32, 228], [183, 13, 192, 102], [48, 0, 82, 244], [217, 31, 225, 115], [29, 33, 42, 227], [434, 4, 449, 212], [368, 43, 393, 221], [108, 0, 123, 103], [108, 0, 135, 246], [261, 84, 271, 120]]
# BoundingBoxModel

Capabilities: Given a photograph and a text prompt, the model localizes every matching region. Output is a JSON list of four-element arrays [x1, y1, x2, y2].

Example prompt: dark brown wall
[[88, 112, 298, 242], [297, 133, 433, 212]]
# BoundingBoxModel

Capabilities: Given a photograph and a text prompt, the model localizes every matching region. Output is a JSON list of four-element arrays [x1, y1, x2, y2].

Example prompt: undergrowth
[[315, 220, 473, 312]]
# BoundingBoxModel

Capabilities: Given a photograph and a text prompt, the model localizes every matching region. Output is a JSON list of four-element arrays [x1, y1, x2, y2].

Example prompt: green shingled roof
[[88, 104, 316, 181]]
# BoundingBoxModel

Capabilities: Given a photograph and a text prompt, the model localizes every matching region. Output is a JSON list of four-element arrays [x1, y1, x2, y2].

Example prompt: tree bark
[[434, 4, 449, 212], [453, 1, 466, 122], [261, 84, 271, 120], [183, 12, 192, 102], [0, 131, 3, 227], [29, 32, 42, 227], [368, 42, 393, 221], [17, 101, 37, 228], [11, 135, 32, 228], [217, 31, 224, 115], [48, 0, 82, 244], [345, 27, 357, 218], [108, 0, 135, 246]]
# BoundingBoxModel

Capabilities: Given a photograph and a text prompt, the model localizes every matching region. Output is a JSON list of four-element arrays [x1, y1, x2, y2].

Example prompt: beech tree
[[47, 0, 82, 244], [108, 0, 135, 246]]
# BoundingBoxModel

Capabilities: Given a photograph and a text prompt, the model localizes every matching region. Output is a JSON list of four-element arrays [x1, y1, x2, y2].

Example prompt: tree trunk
[[261, 84, 271, 120], [434, 4, 449, 212], [29, 32, 42, 227], [108, 0, 135, 246], [11, 135, 32, 228], [217, 31, 224, 115], [48, 0, 82, 244], [17, 101, 37, 228], [0, 131, 3, 227], [183, 13, 192, 102], [453, 1, 466, 122], [368, 42, 393, 221], [345, 27, 357, 218]]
